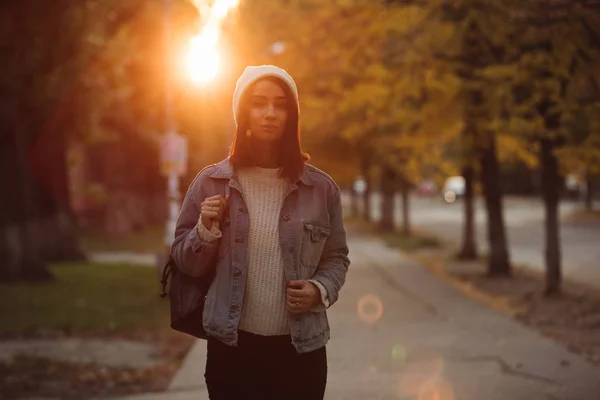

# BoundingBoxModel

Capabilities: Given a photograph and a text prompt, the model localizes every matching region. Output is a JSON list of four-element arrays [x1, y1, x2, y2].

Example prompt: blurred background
[[1, 0, 599, 399]]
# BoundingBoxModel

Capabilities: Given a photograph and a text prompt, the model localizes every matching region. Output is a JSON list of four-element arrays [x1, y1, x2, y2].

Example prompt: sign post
[[160, 132, 188, 248]]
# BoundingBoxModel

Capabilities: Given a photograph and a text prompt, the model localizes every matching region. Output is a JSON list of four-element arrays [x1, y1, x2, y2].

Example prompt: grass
[[345, 218, 443, 253], [78, 225, 165, 254], [563, 209, 600, 222], [0, 262, 168, 334], [380, 231, 442, 253]]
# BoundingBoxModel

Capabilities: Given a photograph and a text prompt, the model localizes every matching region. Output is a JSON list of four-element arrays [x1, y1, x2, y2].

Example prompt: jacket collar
[[205, 158, 316, 186]]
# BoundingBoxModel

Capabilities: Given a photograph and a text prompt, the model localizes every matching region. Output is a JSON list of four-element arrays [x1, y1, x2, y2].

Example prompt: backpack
[[160, 255, 215, 339]]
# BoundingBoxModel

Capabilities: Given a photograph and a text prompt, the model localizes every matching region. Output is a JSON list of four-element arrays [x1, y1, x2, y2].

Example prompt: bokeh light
[[392, 344, 407, 365], [357, 294, 383, 323], [418, 378, 455, 400], [397, 352, 445, 398]]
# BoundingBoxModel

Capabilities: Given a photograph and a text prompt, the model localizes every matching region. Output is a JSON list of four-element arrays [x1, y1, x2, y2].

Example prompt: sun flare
[[184, 0, 239, 84]]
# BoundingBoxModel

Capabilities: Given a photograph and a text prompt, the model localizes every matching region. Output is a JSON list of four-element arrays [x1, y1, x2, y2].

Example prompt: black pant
[[205, 331, 327, 400]]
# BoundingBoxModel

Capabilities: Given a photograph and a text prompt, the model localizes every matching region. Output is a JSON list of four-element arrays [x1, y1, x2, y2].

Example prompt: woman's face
[[247, 79, 288, 143]]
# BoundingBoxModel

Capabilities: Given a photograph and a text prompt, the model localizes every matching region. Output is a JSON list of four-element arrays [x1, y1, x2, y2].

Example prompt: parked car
[[416, 179, 439, 197], [442, 176, 465, 203]]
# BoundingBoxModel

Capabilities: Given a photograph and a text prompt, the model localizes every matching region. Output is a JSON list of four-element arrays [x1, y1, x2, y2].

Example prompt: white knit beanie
[[232, 65, 299, 126]]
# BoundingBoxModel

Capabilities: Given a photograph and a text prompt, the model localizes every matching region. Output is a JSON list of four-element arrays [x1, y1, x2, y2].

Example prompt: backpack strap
[[160, 257, 174, 298]]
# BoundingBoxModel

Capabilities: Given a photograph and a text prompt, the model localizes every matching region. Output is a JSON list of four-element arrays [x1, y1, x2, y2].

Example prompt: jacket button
[[283, 215, 291, 221], [288, 246, 295, 253]]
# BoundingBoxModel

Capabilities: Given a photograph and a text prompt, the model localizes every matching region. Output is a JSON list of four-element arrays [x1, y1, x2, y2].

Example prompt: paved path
[[109, 227, 600, 400], [353, 193, 600, 288], [88, 251, 158, 266]]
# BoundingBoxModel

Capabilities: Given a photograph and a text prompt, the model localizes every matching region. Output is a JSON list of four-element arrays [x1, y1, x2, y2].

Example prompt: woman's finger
[[201, 211, 220, 220], [286, 288, 306, 298], [287, 298, 307, 309], [287, 303, 305, 314], [202, 203, 223, 215]]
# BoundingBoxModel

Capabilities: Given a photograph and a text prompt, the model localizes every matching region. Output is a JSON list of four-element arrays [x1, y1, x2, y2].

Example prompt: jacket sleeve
[[310, 188, 350, 307], [170, 174, 220, 277]]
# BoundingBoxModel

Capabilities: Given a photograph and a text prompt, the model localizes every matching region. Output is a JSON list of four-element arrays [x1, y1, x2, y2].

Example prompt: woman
[[170, 65, 350, 400]]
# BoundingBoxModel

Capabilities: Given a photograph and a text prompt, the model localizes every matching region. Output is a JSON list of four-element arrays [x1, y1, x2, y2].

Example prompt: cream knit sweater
[[198, 167, 328, 336]]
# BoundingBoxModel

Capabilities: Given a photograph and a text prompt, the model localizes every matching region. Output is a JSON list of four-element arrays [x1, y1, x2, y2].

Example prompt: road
[[345, 192, 600, 288]]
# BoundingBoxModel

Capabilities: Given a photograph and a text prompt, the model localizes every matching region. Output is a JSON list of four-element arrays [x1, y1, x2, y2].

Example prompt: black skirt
[[205, 330, 327, 400]]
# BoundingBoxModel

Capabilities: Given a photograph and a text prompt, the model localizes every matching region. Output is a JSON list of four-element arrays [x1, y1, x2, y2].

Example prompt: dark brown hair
[[229, 76, 310, 182]]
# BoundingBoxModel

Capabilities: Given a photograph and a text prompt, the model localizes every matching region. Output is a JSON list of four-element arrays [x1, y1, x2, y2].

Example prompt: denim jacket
[[170, 159, 350, 353]]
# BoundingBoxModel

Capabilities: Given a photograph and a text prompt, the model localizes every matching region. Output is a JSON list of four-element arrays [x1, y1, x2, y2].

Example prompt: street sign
[[160, 132, 188, 177]]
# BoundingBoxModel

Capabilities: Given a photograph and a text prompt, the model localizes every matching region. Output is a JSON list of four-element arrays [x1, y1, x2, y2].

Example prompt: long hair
[[229, 76, 310, 182]]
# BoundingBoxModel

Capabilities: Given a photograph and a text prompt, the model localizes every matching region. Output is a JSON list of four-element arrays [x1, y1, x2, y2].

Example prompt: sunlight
[[185, 0, 239, 84]]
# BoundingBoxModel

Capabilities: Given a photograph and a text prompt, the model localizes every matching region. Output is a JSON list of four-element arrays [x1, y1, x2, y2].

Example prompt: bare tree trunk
[[458, 164, 478, 259], [480, 137, 511, 276], [350, 187, 359, 218], [400, 175, 411, 236], [541, 139, 562, 294], [585, 175, 594, 211], [361, 152, 372, 222], [379, 163, 396, 232], [0, 115, 52, 282], [30, 123, 85, 262]]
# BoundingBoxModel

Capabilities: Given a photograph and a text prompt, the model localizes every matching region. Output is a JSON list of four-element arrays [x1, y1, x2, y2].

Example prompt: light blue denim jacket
[[170, 159, 350, 353]]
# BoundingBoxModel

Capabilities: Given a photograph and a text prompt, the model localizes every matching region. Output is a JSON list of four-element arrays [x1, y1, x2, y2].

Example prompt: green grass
[[0, 262, 168, 334], [78, 225, 165, 254], [346, 219, 443, 253], [380, 230, 442, 253]]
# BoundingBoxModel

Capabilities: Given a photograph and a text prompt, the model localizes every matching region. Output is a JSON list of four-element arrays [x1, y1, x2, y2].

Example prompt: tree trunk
[[585, 175, 594, 211], [479, 137, 511, 276], [30, 121, 85, 262], [541, 139, 562, 294], [379, 163, 396, 232], [361, 152, 372, 222], [458, 164, 478, 259], [350, 187, 359, 218], [400, 175, 411, 236], [0, 116, 52, 282]]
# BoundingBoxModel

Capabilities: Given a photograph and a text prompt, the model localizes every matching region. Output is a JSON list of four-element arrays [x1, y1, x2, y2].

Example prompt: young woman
[[170, 65, 350, 400]]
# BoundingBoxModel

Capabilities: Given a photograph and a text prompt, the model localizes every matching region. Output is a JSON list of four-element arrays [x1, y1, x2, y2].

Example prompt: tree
[[0, 0, 192, 281], [483, 0, 600, 293]]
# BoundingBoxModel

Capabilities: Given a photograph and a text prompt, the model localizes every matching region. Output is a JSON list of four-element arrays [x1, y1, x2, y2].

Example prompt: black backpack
[[160, 255, 215, 339]]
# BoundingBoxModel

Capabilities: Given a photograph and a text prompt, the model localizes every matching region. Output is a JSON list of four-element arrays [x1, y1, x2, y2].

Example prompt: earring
[[246, 129, 252, 138]]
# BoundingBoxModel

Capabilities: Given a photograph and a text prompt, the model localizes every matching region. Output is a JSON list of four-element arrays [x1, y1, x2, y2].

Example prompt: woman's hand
[[200, 195, 229, 230], [286, 280, 321, 314]]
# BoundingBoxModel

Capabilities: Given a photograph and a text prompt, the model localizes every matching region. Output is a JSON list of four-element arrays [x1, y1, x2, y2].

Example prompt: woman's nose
[[265, 103, 276, 118]]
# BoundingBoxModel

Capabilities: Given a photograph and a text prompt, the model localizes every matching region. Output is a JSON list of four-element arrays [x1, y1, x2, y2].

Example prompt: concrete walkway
[[109, 227, 600, 400], [88, 251, 158, 266]]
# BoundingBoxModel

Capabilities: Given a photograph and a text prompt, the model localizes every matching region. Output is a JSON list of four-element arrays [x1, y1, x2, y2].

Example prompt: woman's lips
[[261, 124, 278, 132]]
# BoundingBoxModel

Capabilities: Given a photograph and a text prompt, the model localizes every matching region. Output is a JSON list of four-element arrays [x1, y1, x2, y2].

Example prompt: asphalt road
[[344, 192, 600, 289]]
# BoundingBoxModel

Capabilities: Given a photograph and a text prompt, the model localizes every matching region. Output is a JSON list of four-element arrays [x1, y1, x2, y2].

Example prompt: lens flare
[[418, 378, 455, 400], [397, 352, 445, 398], [392, 344, 407, 365], [185, 0, 239, 83], [357, 294, 383, 324]]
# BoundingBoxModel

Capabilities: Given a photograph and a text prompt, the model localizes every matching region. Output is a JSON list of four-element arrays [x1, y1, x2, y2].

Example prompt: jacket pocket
[[300, 221, 330, 270]]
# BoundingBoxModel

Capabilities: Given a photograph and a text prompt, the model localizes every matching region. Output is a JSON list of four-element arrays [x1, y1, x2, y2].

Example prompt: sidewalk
[[109, 227, 600, 400]]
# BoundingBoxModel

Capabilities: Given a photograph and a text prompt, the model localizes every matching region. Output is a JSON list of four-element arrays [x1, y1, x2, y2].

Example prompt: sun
[[184, 0, 239, 84], [184, 29, 220, 84]]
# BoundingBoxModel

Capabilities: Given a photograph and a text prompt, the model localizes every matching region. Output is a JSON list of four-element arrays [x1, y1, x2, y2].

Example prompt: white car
[[443, 176, 465, 203]]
